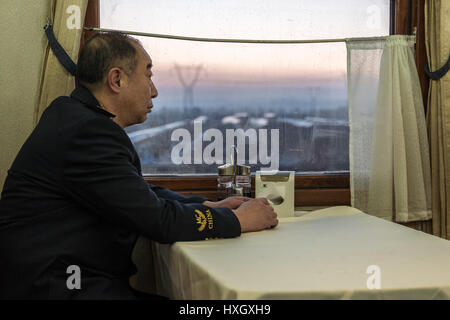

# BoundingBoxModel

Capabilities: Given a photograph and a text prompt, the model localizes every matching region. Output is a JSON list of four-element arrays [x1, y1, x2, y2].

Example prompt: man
[[0, 32, 278, 299]]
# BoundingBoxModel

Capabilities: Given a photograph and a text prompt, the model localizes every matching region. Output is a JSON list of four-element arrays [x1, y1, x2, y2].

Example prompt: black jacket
[[0, 86, 241, 299]]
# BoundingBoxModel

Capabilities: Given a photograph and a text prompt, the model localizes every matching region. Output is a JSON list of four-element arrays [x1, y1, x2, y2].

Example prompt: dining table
[[138, 206, 450, 299]]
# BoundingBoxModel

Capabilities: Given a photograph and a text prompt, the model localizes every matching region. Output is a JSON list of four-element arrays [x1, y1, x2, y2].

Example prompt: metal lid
[[236, 165, 251, 176], [218, 163, 234, 175], [218, 164, 251, 175]]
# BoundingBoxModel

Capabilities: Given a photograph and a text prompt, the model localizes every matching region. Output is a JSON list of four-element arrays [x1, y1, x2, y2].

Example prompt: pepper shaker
[[236, 164, 252, 198]]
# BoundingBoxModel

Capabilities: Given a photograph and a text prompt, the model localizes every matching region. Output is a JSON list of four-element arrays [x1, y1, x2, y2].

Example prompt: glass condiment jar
[[236, 165, 252, 198], [217, 163, 234, 201]]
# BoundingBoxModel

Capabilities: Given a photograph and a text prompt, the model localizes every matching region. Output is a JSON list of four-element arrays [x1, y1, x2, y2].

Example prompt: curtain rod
[[84, 27, 416, 44]]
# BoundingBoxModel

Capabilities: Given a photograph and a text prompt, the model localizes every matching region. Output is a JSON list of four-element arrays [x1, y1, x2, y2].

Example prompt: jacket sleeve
[[147, 184, 209, 204], [62, 117, 241, 244]]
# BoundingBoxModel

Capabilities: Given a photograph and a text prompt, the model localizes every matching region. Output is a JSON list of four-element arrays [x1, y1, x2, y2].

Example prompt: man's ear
[[107, 68, 126, 93]]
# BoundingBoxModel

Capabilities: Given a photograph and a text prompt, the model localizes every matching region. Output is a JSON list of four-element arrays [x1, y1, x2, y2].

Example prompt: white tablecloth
[[151, 206, 450, 299]]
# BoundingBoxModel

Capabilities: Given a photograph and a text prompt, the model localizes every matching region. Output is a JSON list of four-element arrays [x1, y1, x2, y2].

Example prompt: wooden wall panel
[[79, 0, 99, 56], [395, 0, 428, 110]]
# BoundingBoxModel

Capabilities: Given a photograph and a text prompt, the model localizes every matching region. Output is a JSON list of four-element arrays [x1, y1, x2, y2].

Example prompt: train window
[[100, 0, 391, 175]]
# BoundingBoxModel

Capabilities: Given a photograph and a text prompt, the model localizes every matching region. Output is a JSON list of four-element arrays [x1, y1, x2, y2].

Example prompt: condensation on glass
[[100, 0, 391, 175]]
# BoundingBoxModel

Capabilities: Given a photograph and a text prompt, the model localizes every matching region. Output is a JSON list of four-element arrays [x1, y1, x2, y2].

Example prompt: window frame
[[82, 0, 427, 206]]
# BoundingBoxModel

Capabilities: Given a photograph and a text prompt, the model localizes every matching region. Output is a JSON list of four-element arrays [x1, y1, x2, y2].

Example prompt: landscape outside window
[[100, 0, 390, 175]]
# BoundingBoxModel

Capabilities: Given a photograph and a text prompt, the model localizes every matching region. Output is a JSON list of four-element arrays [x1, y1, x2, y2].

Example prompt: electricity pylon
[[174, 64, 203, 113]]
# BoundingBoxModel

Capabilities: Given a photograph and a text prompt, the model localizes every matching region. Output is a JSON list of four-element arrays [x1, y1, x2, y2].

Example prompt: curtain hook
[[44, 17, 52, 30]]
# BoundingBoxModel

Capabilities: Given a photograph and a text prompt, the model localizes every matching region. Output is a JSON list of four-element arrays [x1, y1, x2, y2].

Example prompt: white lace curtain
[[347, 35, 431, 223]]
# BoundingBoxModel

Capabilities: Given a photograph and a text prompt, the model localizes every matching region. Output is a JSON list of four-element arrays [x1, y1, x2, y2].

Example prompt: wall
[[0, 0, 51, 189]]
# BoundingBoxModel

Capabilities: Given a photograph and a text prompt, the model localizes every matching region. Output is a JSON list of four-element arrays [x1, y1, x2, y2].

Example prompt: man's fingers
[[265, 217, 278, 229], [232, 196, 251, 201], [257, 197, 270, 205], [267, 208, 277, 219], [234, 197, 280, 233], [271, 218, 279, 228], [265, 203, 276, 214]]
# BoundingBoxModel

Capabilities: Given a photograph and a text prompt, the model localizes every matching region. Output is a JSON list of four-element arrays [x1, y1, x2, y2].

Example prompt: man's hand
[[232, 198, 278, 233], [203, 196, 251, 210]]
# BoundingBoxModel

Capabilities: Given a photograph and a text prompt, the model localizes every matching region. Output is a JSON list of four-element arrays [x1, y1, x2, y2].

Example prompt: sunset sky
[[100, 0, 390, 108]]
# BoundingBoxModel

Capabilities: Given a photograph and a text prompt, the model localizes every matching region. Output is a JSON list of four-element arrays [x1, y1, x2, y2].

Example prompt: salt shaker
[[217, 163, 233, 201]]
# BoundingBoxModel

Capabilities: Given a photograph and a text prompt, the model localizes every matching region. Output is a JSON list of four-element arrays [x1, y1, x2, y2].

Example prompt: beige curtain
[[35, 0, 88, 124], [425, 0, 450, 239]]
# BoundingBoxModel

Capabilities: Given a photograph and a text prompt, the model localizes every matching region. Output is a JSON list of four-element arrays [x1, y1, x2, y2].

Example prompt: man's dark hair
[[76, 32, 142, 86]]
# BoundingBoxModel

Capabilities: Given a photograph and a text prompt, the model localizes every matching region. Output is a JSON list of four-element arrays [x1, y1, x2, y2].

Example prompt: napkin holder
[[255, 171, 295, 218]]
